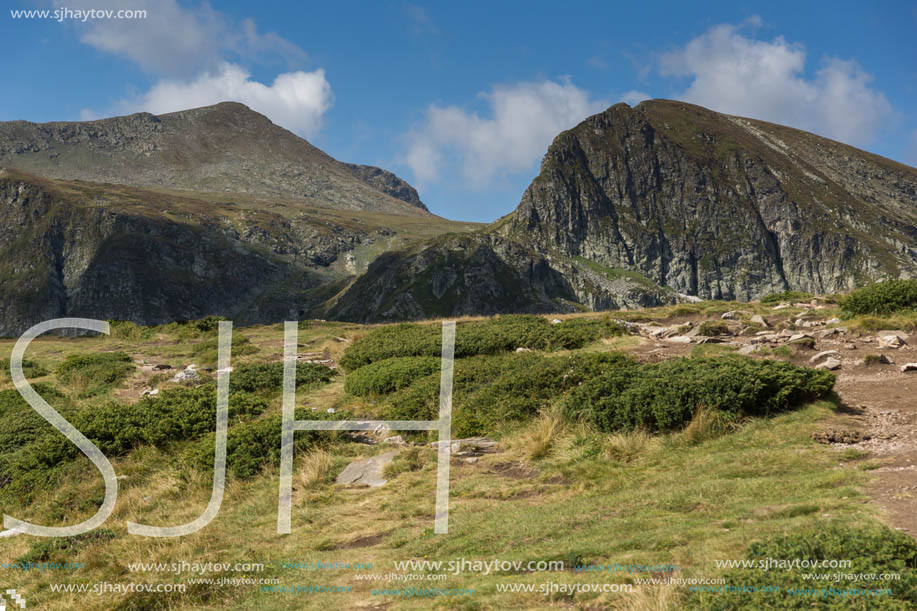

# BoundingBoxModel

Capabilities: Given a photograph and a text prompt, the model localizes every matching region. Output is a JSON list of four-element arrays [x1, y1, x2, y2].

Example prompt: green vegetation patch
[[230, 361, 337, 394], [689, 524, 917, 609], [0, 357, 49, 380], [841, 279, 917, 317], [0, 386, 268, 500], [761, 290, 814, 305], [564, 356, 834, 434], [383, 352, 630, 438], [191, 334, 259, 367], [344, 356, 440, 397], [698, 320, 731, 336], [57, 352, 135, 397], [186, 410, 337, 479], [340, 314, 628, 371]]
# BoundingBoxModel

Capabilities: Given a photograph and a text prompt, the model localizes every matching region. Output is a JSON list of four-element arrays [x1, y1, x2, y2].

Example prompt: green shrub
[[344, 357, 440, 397], [842, 279, 917, 317], [564, 356, 834, 434], [0, 385, 72, 459], [159, 316, 229, 338], [57, 352, 135, 397], [383, 352, 632, 438], [191, 335, 259, 366], [0, 386, 268, 500], [340, 315, 628, 371], [689, 524, 917, 609], [761, 290, 814, 305], [230, 362, 337, 394], [107, 320, 155, 341], [697, 321, 730, 336], [0, 357, 49, 379], [185, 410, 336, 479]]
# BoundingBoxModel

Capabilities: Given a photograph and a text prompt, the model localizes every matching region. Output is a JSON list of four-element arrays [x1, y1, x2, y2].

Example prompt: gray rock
[[335, 451, 399, 487], [750, 315, 769, 327], [815, 358, 842, 370], [171, 365, 199, 383], [430, 437, 498, 455], [902, 363, 917, 373], [721, 311, 738, 320], [667, 335, 693, 344], [809, 350, 841, 364], [878, 335, 908, 349]]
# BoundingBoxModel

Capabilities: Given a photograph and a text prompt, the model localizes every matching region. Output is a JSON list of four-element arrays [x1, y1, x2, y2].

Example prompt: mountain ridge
[[328, 99, 917, 321], [0, 101, 429, 215]]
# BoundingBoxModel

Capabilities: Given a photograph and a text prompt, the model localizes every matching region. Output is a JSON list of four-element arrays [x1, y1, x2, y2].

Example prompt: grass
[[0, 306, 903, 610]]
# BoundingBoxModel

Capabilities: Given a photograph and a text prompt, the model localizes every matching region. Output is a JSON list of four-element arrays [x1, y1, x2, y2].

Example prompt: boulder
[[750, 314, 770, 327], [902, 363, 917, 373], [809, 350, 841, 364], [815, 358, 842, 370], [878, 335, 908, 349], [335, 451, 399, 487]]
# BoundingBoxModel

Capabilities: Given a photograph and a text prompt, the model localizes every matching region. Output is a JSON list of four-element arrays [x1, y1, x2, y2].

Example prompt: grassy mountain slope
[[0, 102, 428, 214]]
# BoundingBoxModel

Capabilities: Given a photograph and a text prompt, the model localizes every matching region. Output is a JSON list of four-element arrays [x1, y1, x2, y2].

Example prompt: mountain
[[0, 104, 478, 336], [329, 100, 917, 322], [0, 102, 428, 214]]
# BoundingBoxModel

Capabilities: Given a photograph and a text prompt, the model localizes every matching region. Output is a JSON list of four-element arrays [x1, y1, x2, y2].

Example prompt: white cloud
[[404, 78, 608, 186], [620, 90, 651, 106], [659, 20, 892, 146], [63, 1, 331, 137], [54, 0, 306, 77], [118, 63, 332, 137]]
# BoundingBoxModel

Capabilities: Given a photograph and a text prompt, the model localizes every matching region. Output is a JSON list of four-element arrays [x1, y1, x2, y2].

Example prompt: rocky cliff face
[[505, 100, 917, 299], [0, 102, 429, 214], [331, 100, 917, 321], [0, 169, 469, 336]]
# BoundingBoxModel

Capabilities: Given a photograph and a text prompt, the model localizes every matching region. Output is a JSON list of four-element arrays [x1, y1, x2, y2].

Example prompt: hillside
[[0, 169, 477, 337], [0, 102, 428, 214], [330, 100, 917, 322], [1, 293, 916, 609]]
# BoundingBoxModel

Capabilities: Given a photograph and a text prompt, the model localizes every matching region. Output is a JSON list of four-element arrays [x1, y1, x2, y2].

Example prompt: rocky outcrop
[[326, 232, 673, 322], [332, 100, 916, 321], [0, 170, 454, 336], [503, 100, 917, 300], [343, 164, 428, 211]]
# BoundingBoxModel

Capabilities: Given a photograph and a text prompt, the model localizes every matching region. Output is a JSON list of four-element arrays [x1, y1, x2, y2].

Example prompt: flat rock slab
[[430, 437, 498, 455], [336, 451, 399, 487]]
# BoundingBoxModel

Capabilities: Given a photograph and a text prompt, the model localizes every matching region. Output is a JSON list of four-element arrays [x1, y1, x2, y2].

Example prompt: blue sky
[[3, 1, 916, 222]]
